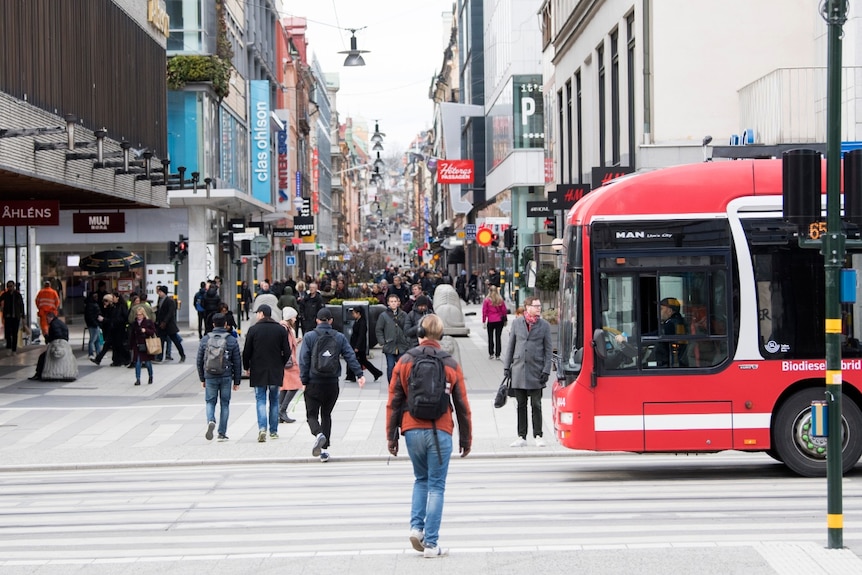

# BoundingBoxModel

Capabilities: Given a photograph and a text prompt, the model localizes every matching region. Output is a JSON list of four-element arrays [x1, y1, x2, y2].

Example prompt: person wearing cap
[[198, 313, 242, 441], [404, 295, 433, 349], [1, 280, 25, 356], [155, 285, 186, 363], [656, 297, 687, 367], [242, 304, 290, 442], [299, 307, 365, 462], [345, 306, 384, 383], [277, 306, 303, 423]]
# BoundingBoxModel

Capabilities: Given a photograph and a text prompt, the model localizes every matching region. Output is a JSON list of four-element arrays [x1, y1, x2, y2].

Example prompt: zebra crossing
[[1, 454, 860, 573]]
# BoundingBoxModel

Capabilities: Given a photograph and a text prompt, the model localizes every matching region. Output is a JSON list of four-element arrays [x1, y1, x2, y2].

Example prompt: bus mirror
[[526, 260, 537, 288]]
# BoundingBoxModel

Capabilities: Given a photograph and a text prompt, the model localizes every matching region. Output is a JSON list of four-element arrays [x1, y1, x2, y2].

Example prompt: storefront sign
[[437, 159, 475, 184], [249, 80, 271, 204], [72, 212, 125, 233], [277, 128, 289, 208], [526, 201, 552, 218], [294, 215, 315, 237], [0, 201, 59, 226]]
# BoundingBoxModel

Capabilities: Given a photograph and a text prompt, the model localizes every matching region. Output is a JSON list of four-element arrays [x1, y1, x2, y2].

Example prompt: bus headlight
[[560, 411, 574, 425]]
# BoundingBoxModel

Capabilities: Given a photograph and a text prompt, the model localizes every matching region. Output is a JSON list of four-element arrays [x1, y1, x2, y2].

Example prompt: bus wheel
[[764, 448, 783, 463], [773, 388, 862, 477]]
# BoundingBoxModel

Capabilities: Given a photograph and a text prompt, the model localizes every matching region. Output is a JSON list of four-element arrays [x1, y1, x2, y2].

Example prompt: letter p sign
[[521, 97, 535, 125]]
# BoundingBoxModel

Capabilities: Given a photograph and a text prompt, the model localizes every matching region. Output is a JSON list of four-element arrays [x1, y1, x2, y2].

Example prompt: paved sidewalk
[[0, 300, 566, 470]]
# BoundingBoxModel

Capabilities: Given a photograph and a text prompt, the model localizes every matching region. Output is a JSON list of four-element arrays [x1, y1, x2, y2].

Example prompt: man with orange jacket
[[35, 280, 61, 336], [386, 314, 472, 559]]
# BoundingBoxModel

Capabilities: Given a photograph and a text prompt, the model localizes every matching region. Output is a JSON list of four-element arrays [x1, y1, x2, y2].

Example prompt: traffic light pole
[[235, 259, 243, 334], [824, 0, 847, 549]]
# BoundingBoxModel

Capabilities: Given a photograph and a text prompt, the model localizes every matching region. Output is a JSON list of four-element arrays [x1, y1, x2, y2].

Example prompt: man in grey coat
[[502, 296, 553, 447]]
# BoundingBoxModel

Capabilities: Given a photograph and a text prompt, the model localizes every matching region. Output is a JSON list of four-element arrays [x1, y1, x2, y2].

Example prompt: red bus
[[551, 158, 862, 476]]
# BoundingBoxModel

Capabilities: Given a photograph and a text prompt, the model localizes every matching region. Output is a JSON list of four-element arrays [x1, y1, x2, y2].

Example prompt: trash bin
[[341, 300, 369, 351]]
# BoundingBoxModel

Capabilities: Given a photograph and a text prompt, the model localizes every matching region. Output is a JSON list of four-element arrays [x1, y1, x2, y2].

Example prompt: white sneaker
[[535, 436, 547, 447], [509, 438, 527, 447], [312, 433, 327, 457], [319, 451, 330, 463], [409, 529, 425, 552], [423, 546, 449, 558]]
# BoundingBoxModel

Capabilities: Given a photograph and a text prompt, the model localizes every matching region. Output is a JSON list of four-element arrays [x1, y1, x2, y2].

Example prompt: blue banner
[[249, 80, 271, 204]]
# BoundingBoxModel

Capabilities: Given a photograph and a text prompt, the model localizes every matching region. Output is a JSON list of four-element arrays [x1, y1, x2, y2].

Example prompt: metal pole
[[235, 260, 243, 335], [823, 0, 847, 550]]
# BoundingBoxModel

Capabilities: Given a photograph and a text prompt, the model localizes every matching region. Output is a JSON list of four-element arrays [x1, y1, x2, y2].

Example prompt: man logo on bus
[[615, 231, 645, 239]]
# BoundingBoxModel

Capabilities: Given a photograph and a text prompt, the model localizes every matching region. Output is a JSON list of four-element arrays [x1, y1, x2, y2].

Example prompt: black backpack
[[204, 333, 228, 376], [406, 347, 451, 421], [311, 329, 341, 377]]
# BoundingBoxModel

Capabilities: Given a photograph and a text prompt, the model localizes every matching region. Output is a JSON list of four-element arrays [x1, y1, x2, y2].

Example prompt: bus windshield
[[559, 225, 584, 377]]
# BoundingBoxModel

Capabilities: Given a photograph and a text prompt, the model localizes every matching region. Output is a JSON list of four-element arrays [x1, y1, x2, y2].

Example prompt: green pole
[[824, 0, 847, 550]]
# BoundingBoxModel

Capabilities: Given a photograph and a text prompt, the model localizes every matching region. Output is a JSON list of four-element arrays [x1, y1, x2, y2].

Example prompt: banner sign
[[72, 212, 125, 233], [437, 159, 475, 184], [272, 227, 294, 238], [294, 215, 314, 237], [526, 201, 552, 218], [277, 127, 290, 209], [550, 184, 591, 210], [591, 166, 634, 189], [249, 80, 271, 204], [0, 201, 59, 226]]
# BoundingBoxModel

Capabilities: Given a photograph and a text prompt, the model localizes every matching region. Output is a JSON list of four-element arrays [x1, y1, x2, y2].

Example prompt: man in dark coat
[[242, 304, 290, 443], [345, 306, 383, 382], [404, 295, 433, 349], [202, 280, 221, 334], [299, 282, 324, 336], [91, 294, 127, 366], [1, 280, 25, 355], [300, 308, 365, 462], [155, 285, 186, 362]]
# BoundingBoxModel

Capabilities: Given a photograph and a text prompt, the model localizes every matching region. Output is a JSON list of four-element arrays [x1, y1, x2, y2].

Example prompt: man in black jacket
[[300, 308, 365, 462], [298, 282, 324, 336], [345, 306, 383, 382], [242, 304, 290, 443], [202, 281, 221, 334], [155, 285, 186, 362]]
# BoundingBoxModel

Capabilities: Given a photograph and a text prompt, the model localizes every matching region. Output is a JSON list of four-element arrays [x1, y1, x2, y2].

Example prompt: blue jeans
[[404, 428, 453, 548], [134, 356, 153, 381], [87, 326, 102, 357], [205, 376, 233, 436], [255, 385, 280, 434], [385, 352, 403, 383]]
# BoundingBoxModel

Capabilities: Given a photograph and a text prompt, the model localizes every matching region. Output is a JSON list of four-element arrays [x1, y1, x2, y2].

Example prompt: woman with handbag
[[278, 307, 304, 423], [128, 307, 157, 386]]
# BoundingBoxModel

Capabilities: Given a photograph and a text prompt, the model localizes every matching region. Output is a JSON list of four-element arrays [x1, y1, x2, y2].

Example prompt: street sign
[[251, 235, 271, 257], [285, 255, 297, 266], [465, 223, 476, 240]]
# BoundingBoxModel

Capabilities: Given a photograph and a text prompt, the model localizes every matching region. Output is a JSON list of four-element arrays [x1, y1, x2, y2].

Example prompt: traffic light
[[490, 233, 499, 248], [177, 234, 189, 261], [504, 227, 515, 250], [545, 217, 557, 237], [168, 240, 177, 261], [220, 231, 234, 256]]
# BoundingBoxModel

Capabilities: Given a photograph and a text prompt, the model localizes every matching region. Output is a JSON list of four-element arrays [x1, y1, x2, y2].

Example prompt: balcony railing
[[738, 66, 862, 145]]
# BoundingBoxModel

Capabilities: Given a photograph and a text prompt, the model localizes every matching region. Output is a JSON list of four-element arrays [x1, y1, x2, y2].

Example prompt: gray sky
[[282, 0, 454, 153]]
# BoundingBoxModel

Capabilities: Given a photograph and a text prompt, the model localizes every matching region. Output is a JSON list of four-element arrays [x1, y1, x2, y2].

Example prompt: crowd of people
[[0, 264, 555, 559]]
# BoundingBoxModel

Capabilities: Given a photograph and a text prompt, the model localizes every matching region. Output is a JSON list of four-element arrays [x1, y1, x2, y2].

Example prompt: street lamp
[[339, 29, 369, 67]]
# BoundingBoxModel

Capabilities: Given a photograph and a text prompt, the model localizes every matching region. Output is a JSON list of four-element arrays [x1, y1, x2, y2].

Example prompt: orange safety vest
[[35, 287, 60, 314]]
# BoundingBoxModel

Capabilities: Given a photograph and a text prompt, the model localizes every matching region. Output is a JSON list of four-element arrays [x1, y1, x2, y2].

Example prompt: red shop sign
[[436, 159, 475, 184]]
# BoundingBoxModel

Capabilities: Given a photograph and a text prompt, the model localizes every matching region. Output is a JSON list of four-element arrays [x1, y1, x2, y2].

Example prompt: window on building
[[610, 29, 620, 167], [597, 43, 606, 168], [626, 12, 636, 169]]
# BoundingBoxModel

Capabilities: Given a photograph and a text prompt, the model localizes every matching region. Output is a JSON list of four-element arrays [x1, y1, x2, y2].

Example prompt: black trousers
[[4, 316, 20, 351], [512, 388, 543, 439], [346, 350, 383, 381], [304, 381, 340, 449], [487, 321, 504, 357]]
